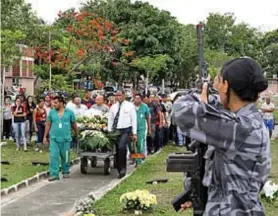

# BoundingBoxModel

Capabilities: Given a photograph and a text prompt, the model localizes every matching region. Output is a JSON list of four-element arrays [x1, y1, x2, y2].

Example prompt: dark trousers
[[163, 126, 169, 145], [36, 121, 45, 144], [147, 124, 156, 153], [169, 124, 176, 142], [154, 125, 162, 152], [27, 116, 33, 140], [116, 127, 132, 174], [3, 119, 12, 139]]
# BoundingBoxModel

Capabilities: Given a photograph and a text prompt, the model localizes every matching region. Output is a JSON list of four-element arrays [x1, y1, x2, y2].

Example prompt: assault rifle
[[166, 22, 208, 215]]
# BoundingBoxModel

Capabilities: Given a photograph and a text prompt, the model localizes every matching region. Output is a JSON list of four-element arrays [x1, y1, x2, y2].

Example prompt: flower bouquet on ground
[[120, 190, 157, 214], [261, 180, 278, 203], [74, 194, 95, 216], [77, 114, 119, 152]]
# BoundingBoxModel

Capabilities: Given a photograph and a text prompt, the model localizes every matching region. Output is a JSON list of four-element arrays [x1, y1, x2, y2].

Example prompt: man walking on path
[[144, 95, 162, 153], [108, 90, 137, 179], [43, 96, 78, 181], [133, 94, 151, 166], [261, 95, 275, 138]]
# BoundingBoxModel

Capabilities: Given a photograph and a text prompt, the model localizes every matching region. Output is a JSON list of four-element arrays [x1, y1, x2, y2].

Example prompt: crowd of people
[[2, 85, 275, 156], [3, 86, 187, 181], [3, 94, 50, 152], [2, 88, 185, 156]]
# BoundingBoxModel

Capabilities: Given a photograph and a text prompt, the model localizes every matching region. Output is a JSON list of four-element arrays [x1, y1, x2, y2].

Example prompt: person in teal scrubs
[[134, 94, 151, 166], [43, 96, 78, 181]]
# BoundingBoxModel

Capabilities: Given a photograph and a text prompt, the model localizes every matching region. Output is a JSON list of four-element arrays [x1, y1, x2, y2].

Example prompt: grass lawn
[[1, 141, 77, 189], [94, 143, 278, 216], [274, 110, 278, 123]]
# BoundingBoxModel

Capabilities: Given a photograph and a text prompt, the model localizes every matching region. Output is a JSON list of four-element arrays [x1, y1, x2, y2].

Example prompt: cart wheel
[[91, 157, 97, 168], [113, 155, 117, 169], [80, 157, 88, 174], [104, 158, 111, 175]]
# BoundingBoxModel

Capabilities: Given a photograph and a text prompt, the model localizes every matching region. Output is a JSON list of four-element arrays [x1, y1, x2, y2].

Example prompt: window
[[28, 61, 33, 77], [12, 78, 19, 86], [22, 60, 27, 77], [12, 60, 20, 76]]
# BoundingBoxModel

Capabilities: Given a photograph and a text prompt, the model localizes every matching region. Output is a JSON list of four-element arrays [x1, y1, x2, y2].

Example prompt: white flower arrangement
[[77, 115, 119, 151], [120, 190, 157, 213], [261, 180, 278, 202], [75, 194, 95, 216]]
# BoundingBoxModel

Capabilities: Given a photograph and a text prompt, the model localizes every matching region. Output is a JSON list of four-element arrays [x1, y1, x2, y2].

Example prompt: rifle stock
[[166, 140, 207, 215]]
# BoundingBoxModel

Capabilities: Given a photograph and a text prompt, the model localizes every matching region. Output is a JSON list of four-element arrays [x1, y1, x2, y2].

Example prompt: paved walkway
[[1, 162, 134, 216]]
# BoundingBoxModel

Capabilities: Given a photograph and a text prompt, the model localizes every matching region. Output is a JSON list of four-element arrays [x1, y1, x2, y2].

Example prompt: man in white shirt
[[72, 97, 88, 116], [261, 95, 275, 138], [108, 90, 137, 179], [88, 95, 109, 114], [66, 96, 76, 111]]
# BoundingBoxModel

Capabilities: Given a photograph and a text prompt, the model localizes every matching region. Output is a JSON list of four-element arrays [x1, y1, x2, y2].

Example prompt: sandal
[[48, 177, 59, 182]]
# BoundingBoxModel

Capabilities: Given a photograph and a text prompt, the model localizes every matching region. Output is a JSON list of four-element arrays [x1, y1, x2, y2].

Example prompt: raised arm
[[172, 94, 251, 150], [13, 106, 26, 117]]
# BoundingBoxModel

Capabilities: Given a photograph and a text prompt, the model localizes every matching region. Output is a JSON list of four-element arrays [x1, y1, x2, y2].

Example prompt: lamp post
[[49, 31, 52, 90], [0, 66, 5, 142]]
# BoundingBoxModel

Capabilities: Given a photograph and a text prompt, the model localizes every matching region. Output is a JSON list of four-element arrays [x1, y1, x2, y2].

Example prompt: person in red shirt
[[19, 85, 25, 95], [33, 98, 47, 152]]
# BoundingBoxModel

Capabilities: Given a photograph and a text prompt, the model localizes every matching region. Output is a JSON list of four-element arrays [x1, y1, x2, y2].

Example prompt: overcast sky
[[26, 0, 278, 31]]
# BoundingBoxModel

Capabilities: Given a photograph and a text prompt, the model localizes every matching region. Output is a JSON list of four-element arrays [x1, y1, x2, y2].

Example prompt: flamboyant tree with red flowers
[[34, 10, 134, 79]]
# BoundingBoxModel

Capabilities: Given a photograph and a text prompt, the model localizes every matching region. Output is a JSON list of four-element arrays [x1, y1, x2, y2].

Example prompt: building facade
[[4, 45, 35, 95]]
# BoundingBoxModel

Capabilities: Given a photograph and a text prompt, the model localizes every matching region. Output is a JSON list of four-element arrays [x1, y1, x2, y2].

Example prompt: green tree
[[1, 0, 41, 69], [259, 30, 278, 77], [1, 30, 26, 68], [82, 0, 195, 85], [204, 13, 261, 59], [204, 13, 235, 53]]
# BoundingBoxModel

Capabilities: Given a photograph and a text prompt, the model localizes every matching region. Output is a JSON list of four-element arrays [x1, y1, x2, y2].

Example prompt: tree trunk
[[118, 71, 123, 89]]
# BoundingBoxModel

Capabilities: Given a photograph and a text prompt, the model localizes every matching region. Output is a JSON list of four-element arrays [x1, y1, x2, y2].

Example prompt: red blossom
[[76, 29, 83, 36], [123, 39, 129, 45], [112, 61, 118, 67], [125, 51, 135, 57], [104, 21, 112, 30], [90, 20, 101, 29], [111, 30, 118, 35], [97, 17, 103, 22], [66, 25, 73, 32]]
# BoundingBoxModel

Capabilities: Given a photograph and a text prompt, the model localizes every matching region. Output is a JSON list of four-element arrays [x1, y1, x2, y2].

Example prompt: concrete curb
[[1, 157, 81, 197], [63, 150, 162, 216]]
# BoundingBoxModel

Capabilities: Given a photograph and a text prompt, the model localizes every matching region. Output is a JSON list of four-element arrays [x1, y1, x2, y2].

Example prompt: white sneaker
[[16, 148, 19, 151]]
